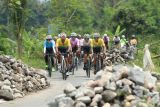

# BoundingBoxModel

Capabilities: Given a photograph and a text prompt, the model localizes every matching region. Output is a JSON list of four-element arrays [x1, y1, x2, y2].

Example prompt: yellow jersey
[[91, 38, 105, 47], [56, 38, 71, 47], [130, 39, 137, 45]]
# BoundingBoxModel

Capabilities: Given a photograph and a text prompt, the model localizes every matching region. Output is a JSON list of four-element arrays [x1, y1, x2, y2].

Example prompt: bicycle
[[46, 54, 54, 77], [71, 52, 79, 75], [54, 56, 59, 71], [94, 53, 102, 74], [59, 53, 68, 80]]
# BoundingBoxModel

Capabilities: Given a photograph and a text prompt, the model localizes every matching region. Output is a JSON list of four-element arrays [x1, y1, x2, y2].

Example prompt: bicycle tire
[[72, 56, 75, 75], [61, 58, 67, 80], [48, 56, 52, 77], [75, 57, 78, 70], [55, 58, 58, 71]]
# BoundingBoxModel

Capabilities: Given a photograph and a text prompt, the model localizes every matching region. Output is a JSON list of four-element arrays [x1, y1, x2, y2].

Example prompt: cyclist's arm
[[44, 41, 46, 54], [76, 39, 80, 51], [52, 40, 56, 54], [67, 39, 72, 52], [55, 40, 59, 53]]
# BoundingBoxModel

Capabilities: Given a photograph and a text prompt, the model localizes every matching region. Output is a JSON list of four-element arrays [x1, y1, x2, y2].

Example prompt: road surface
[[0, 67, 94, 107]]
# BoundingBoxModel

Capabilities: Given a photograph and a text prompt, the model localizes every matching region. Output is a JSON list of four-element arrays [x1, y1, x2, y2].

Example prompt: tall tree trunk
[[17, 32, 22, 58]]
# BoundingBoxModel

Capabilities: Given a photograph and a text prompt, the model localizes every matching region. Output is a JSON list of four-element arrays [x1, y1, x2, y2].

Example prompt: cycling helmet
[[58, 33, 61, 38], [93, 33, 100, 38], [46, 35, 52, 40], [61, 32, 67, 38], [103, 34, 108, 37], [122, 35, 125, 38], [132, 35, 135, 37], [71, 32, 77, 37], [84, 34, 90, 39]]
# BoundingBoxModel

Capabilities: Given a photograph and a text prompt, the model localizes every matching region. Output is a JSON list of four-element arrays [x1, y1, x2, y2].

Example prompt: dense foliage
[[0, 0, 160, 69]]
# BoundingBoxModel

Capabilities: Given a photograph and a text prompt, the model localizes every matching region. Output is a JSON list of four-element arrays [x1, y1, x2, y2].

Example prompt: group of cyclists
[[43, 32, 138, 77]]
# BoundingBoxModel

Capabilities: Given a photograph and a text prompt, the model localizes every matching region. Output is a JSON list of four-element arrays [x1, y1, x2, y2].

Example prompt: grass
[[21, 56, 46, 69]]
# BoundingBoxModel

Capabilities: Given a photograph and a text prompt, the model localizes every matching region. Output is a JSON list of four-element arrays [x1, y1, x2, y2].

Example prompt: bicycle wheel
[[95, 55, 101, 73], [75, 57, 78, 70], [54, 58, 58, 71], [61, 58, 67, 80], [48, 56, 52, 77], [71, 56, 75, 75]]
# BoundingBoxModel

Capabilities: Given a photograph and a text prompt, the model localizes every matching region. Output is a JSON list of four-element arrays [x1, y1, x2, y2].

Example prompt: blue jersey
[[44, 40, 55, 48]]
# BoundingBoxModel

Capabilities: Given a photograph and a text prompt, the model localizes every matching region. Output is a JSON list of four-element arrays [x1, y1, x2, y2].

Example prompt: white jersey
[[79, 39, 84, 46]]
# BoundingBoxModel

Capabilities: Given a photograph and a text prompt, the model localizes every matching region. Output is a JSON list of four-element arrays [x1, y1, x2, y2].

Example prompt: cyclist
[[78, 34, 84, 52], [130, 35, 137, 46], [103, 34, 110, 51], [91, 33, 105, 74], [83, 34, 92, 70], [120, 35, 128, 48], [113, 35, 120, 49], [70, 32, 80, 54], [56, 32, 71, 75], [44, 35, 56, 69], [69, 32, 80, 69]]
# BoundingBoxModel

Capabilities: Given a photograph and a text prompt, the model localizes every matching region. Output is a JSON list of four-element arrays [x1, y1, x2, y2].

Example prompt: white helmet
[[103, 34, 108, 37], [132, 35, 135, 37], [58, 33, 61, 38], [84, 34, 90, 38], [122, 35, 125, 38], [61, 32, 67, 38], [93, 33, 100, 38], [71, 32, 77, 37], [46, 35, 52, 39]]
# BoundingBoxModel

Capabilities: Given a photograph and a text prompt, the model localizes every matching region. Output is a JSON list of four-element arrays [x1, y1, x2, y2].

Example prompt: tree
[[8, 0, 27, 58]]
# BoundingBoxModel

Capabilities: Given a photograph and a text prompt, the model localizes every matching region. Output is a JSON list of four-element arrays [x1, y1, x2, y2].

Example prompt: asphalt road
[[0, 66, 94, 107]]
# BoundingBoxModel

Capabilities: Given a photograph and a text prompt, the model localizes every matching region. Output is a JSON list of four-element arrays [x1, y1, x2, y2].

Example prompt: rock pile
[[0, 55, 49, 100], [53, 64, 160, 107], [104, 48, 134, 66]]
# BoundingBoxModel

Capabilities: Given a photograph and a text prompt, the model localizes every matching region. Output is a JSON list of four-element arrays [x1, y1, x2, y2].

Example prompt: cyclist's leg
[[93, 47, 97, 72], [45, 48, 51, 68], [58, 47, 63, 63], [44, 54, 48, 68], [83, 46, 90, 69]]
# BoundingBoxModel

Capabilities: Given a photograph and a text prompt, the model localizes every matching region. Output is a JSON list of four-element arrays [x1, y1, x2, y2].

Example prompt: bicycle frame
[[60, 53, 68, 80]]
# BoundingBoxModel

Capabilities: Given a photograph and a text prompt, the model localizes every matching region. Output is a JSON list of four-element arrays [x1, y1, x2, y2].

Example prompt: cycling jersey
[[83, 39, 92, 46], [44, 40, 55, 54], [130, 39, 137, 46], [70, 38, 79, 47], [56, 38, 71, 48], [79, 39, 84, 46], [103, 36, 109, 43], [91, 38, 105, 47], [44, 40, 55, 48], [113, 37, 120, 44]]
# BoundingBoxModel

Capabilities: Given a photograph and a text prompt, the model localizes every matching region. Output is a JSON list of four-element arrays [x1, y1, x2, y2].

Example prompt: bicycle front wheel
[[48, 56, 52, 77]]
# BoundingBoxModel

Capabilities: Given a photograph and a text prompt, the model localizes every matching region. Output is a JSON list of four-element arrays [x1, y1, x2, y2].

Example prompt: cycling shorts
[[58, 47, 68, 58], [72, 46, 78, 53], [46, 47, 54, 54], [83, 46, 91, 54], [93, 46, 101, 54]]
